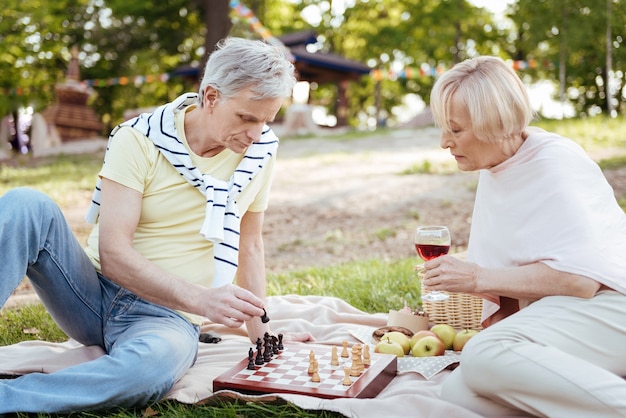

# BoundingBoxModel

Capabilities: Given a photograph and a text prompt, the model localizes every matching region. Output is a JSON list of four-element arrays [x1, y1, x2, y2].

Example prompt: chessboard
[[213, 342, 397, 399]]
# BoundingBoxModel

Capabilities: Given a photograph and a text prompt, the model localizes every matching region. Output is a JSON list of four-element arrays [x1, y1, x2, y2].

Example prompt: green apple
[[374, 337, 405, 357], [430, 323, 456, 350], [381, 331, 411, 355], [411, 335, 445, 357], [453, 329, 479, 351], [410, 330, 438, 351]]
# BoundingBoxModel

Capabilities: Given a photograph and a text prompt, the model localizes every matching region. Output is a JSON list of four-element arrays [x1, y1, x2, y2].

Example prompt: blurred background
[[1, 0, 624, 156]]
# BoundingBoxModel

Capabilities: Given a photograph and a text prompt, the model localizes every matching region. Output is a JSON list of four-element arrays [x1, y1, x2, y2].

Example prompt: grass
[[2, 117, 626, 416]]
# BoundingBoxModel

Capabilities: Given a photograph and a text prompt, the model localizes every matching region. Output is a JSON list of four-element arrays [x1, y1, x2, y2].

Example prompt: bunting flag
[[0, 58, 558, 96], [370, 59, 555, 81], [229, 0, 294, 61]]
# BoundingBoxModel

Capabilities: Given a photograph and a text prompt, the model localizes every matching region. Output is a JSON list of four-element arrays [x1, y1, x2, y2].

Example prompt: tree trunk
[[202, 0, 232, 68]]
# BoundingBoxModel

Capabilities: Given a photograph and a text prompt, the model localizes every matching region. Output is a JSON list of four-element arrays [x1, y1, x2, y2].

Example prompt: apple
[[411, 335, 445, 357], [453, 329, 479, 351], [410, 330, 438, 351], [374, 337, 405, 357], [430, 323, 456, 350], [381, 331, 412, 355]]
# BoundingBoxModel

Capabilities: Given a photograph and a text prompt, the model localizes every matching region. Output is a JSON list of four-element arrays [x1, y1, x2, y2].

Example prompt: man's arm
[[237, 210, 270, 342], [98, 177, 265, 328]]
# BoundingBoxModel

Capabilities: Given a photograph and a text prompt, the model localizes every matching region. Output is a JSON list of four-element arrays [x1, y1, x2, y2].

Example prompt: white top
[[467, 127, 626, 323]]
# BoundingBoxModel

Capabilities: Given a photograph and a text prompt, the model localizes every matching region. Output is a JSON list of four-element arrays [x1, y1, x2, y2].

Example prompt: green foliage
[[532, 116, 626, 152], [510, 0, 626, 115], [267, 258, 421, 313]]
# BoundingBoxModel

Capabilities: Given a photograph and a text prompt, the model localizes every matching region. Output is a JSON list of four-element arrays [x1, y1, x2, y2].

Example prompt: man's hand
[[200, 284, 265, 328]]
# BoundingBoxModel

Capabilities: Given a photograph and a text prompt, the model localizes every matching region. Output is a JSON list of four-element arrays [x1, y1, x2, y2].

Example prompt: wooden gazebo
[[279, 30, 371, 126]]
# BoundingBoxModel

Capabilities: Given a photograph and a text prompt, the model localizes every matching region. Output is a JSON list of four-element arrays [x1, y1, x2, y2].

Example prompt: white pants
[[442, 290, 626, 417]]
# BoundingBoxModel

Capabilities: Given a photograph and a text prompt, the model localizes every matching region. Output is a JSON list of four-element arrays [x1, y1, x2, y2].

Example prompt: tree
[[510, 0, 626, 116], [319, 0, 505, 127]]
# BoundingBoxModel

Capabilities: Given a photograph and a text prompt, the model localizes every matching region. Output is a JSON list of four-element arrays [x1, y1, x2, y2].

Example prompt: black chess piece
[[255, 338, 264, 365], [263, 334, 272, 362], [247, 347, 256, 370], [277, 333, 284, 350], [272, 335, 279, 354], [198, 332, 222, 343], [260, 309, 270, 323]]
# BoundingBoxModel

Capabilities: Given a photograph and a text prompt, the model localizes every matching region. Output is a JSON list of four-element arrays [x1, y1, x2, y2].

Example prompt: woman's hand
[[419, 255, 481, 294]]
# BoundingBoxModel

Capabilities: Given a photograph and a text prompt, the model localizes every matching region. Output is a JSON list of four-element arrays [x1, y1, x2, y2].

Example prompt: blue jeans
[[0, 188, 200, 413]]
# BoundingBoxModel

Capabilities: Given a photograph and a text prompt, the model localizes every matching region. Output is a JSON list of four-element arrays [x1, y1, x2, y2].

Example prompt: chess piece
[[272, 335, 279, 354], [363, 344, 371, 366], [263, 336, 272, 363], [247, 348, 256, 370], [255, 338, 264, 365], [342, 367, 352, 386], [277, 333, 284, 350], [260, 308, 270, 323], [331, 346, 339, 366], [353, 344, 364, 373], [311, 367, 320, 382], [308, 352, 316, 374], [350, 361, 361, 376], [341, 341, 349, 358]]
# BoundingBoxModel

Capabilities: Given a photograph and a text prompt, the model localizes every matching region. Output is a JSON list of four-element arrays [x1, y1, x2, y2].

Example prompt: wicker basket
[[420, 283, 484, 330]]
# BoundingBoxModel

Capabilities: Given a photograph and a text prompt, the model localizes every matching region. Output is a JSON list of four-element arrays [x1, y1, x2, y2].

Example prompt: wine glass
[[415, 226, 451, 302]]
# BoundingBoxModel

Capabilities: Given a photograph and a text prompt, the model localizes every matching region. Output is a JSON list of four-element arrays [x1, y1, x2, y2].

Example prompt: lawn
[[1, 116, 626, 417]]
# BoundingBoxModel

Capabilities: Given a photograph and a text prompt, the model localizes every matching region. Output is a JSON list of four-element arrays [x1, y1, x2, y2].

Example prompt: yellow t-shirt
[[84, 106, 275, 289]]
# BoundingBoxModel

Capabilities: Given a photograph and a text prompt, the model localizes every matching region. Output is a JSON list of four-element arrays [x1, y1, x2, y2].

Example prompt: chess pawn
[[341, 341, 349, 358], [311, 360, 320, 383], [277, 333, 284, 350], [308, 355, 316, 375], [311, 369, 320, 382], [363, 344, 371, 366], [331, 346, 339, 366], [350, 360, 360, 377], [342, 367, 352, 386]]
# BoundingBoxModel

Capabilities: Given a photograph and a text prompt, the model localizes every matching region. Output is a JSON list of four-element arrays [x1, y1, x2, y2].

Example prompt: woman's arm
[[422, 255, 602, 301]]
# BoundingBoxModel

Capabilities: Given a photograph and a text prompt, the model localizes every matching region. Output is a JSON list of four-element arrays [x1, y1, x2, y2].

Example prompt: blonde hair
[[430, 56, 534, 142]]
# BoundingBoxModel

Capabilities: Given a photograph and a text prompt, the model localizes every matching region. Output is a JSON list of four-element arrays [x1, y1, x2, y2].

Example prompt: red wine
[[415, 244, 450, 260]]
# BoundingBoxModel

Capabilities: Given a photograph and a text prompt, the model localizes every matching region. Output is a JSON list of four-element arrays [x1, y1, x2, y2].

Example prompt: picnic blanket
[[0, 295, 483, 417]]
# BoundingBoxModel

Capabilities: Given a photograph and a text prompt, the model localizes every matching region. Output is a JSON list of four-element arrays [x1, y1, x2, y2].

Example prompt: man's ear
[[204, 86, 219, 108]]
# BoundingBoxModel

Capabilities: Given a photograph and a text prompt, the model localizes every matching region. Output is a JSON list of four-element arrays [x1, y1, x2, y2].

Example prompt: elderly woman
[[424, 56, 626, 417]]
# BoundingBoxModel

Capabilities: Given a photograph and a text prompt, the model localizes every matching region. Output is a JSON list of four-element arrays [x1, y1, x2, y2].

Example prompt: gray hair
[[198, 37, 296, 106], [430, 56, 534, 143]]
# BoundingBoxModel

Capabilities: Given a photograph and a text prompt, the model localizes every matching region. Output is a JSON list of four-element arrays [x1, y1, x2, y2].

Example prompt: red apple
[[411, 335, 445, 357], [430, 324, 456, 350], [410, 330, 438, 350]]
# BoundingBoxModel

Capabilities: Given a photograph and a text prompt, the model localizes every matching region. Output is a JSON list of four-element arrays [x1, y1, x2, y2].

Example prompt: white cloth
[[0, 295, 484, 418], [85, 93, 279, 287], [468, 127, 626, 324]]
